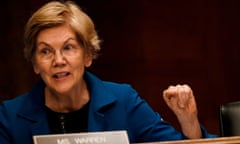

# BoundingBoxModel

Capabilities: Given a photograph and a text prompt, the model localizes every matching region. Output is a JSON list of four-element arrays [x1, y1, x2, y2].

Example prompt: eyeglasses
[[35, 43, 82, 62]]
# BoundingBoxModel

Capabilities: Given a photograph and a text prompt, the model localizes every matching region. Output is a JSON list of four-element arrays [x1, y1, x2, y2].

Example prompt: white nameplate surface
[[33, 130, 129, 144]]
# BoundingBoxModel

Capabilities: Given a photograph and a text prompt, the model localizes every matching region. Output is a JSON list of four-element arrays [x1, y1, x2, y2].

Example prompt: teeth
[[54, 72, 68, 78]]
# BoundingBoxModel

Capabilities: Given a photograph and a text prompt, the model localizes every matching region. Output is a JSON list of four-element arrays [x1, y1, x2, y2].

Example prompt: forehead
[[37, 25, 77, 45]]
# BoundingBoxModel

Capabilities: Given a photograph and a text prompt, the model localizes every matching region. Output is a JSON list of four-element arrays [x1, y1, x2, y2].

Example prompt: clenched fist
[[163, 84, 202, 139]]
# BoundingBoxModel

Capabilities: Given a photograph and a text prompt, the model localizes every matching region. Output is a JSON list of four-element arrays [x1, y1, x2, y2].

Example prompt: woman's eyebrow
[[63, 38, 77, 45], [36, 42, 52, 48]]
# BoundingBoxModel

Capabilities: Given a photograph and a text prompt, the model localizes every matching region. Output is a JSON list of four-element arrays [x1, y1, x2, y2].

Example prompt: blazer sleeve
[[124, 85, 217, 142]]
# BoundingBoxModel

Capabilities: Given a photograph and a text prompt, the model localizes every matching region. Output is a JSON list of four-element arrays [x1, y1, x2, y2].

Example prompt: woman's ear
[[84, 53, 93, 68], [33, 64, 40, 74]]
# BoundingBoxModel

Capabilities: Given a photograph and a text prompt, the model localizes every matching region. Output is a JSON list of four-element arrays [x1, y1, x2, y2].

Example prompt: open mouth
[[53, 72, 70, 78]]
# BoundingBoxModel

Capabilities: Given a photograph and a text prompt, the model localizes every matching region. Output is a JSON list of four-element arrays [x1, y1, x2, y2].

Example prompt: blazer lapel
[[17, 80, 50, 136], [85, 72, 117, 132]]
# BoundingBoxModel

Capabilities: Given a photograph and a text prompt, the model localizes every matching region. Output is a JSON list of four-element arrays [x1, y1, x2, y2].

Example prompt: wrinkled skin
[[163, 84, 201, 139]]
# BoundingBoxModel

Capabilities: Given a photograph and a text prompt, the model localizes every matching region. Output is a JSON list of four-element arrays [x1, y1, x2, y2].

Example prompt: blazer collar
[[17, 80, 49, 135], [17, 71, 117, 120], [17, 80, 46, 122], [84, 71, 117, 113]]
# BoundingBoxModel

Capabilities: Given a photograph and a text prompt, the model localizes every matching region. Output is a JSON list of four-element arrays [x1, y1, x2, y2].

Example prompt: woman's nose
[[52, 50, 66, 66]]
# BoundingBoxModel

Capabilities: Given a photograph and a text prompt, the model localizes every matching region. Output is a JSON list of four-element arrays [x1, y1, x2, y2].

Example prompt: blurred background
[[0, 0, 240, 136]]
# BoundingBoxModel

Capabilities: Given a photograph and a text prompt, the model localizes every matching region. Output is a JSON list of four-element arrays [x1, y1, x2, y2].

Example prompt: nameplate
[[33, 130, 129, 144]]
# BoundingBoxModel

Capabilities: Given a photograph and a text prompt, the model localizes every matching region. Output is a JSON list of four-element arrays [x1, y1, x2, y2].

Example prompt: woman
[[0, 1, 216, 144]]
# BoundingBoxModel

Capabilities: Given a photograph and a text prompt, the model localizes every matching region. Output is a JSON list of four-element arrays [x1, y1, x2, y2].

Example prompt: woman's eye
[[40, 48, 52, 55], [64, 44, 74, 50]]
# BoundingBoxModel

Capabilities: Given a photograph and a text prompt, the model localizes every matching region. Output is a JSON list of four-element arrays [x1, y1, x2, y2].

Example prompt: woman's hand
[[163, 84, 202, 139]]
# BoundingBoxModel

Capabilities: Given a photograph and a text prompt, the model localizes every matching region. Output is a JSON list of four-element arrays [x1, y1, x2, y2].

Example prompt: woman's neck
[[45, 80, 90, 113]]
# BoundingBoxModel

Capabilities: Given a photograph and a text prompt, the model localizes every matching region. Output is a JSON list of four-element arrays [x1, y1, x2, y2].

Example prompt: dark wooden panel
[[1, 0, 240, 136]]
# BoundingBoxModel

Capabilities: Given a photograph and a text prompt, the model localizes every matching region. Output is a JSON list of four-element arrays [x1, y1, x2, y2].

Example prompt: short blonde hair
[[24, 0, 101, 62]]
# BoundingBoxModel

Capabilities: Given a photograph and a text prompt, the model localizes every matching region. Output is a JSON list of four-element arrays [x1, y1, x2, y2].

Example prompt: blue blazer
[[0, 71, 216, 144]]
